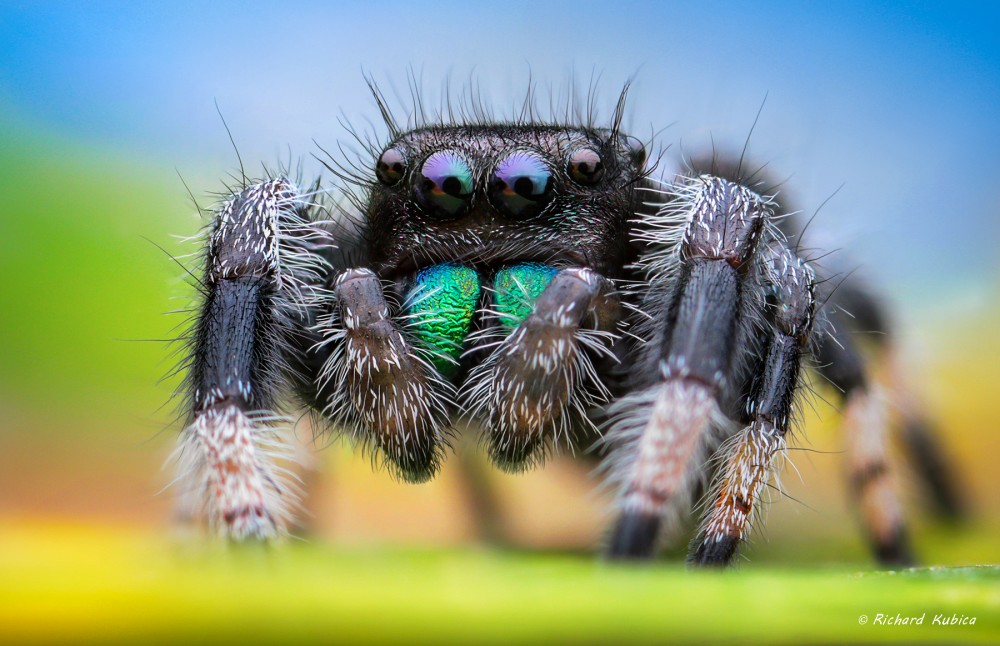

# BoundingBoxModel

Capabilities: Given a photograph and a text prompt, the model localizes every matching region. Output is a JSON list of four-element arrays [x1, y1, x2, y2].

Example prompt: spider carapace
[[175, 99, 963, 567]]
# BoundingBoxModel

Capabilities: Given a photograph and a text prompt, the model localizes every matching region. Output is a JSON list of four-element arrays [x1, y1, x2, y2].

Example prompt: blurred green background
[[1, 1, 998, 643]]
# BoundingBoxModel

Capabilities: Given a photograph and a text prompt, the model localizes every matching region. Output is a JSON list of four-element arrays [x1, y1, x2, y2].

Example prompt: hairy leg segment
[[688, 244, 817, 565], [178, 178, 328, 539], [604, 176, 796, 560]]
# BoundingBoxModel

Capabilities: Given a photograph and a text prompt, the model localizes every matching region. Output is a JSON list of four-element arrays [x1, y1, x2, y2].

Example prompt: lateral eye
[[568, 148, 604, 185], [490, 151, 553, 220], [376, 147, 406, 186], [624, 135, 647, 170], [414, 151, 474, 219]]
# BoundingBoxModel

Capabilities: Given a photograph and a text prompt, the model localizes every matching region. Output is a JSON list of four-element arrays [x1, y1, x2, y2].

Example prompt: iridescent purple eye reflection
[[489, 151, 553, 220], [414, 151, 474, 219]]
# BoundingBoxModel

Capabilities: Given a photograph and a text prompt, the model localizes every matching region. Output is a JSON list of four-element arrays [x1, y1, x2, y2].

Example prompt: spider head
[[365, 125, 647, 280]]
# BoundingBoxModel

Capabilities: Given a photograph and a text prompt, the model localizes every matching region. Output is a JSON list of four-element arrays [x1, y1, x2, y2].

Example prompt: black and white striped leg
[[314, 269, 452, 482], [605, 176, 771, 560], [178, 177, 327, 540], [463, 268, 619, 470], [689, 245, 817, 566]]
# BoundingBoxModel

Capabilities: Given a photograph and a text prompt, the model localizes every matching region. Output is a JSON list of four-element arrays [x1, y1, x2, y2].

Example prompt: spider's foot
[[687, 534, 740, 567], [873, 526, 916, 568], [606, 510, 661, 560]]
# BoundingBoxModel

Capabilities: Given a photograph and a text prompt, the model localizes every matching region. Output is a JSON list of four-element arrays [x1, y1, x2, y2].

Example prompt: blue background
[[1, 1, 998, 302]]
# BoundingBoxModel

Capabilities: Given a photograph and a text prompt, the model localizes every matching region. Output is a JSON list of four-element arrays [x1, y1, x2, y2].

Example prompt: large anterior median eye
[[489, 151, 553, 220], [568, 147, 604, 185], [414, 150, 474, 219]]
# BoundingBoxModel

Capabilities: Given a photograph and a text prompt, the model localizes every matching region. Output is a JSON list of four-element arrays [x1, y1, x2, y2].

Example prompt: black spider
[[173, 89, 963, 567]]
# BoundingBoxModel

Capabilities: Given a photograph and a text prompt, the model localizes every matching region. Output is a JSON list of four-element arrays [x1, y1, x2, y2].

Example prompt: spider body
[[176, 102, 963, 566]]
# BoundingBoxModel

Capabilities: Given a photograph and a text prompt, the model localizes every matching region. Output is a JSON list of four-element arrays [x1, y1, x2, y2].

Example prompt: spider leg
[[688, 243, 817, 566], [895, 404, 966, 520], [462, 268, 620, 469], [605, 176, 771, 560], [311, 268, 453, 482], [816, 310, 916, 566], [827, 281, 966, 521], [178, 177, 328, 540], [686, 156, 962, 562]]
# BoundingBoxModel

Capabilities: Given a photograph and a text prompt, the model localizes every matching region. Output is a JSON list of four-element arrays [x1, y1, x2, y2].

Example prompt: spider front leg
[[463, 267, 620, 469], [689, 244, 817, 566], [605, 176, 772, 560], [178, 177, 328, 540]]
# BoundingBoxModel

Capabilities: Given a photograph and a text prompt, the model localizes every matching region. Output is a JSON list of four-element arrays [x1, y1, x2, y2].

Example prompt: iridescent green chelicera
[[407, 263, 481, 373], [493, 263, 559, 329]]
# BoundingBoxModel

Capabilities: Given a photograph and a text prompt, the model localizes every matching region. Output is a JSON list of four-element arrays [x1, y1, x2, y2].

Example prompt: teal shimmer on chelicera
[[494, 263, 559, 329], [408, 263, 481, 372]]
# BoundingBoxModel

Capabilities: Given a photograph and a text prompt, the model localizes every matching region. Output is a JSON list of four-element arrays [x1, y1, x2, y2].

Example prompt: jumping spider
[[174, 88, 962, 566]]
